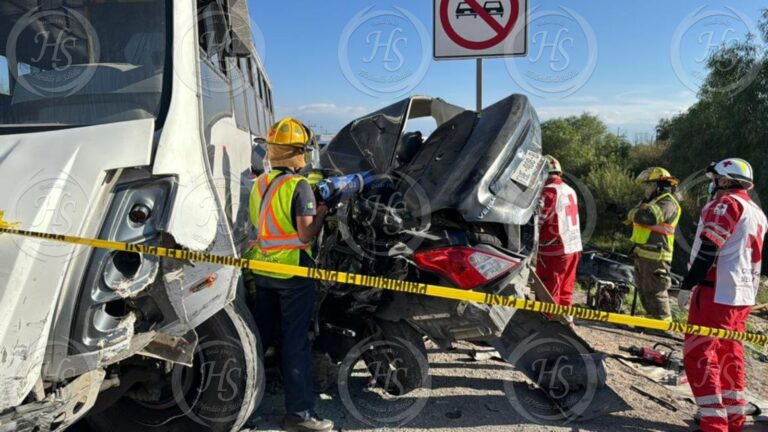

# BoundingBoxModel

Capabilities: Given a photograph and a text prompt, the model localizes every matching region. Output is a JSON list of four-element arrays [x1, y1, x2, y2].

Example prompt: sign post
[[434, 0, 528, 112], [476, 58, 482, 113]]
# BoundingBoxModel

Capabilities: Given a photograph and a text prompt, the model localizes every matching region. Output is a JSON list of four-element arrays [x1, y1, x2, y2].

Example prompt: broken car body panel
[[320, 94, 545, 345], [321, 95, 546, 226], [318, 95, 629, 419]]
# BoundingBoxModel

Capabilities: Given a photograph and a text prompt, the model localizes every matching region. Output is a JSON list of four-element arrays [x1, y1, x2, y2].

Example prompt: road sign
[[434, 0, 528, 59]]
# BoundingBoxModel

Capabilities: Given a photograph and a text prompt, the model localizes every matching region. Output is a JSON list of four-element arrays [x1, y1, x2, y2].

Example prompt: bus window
[[230, 59, 248, 131], [198, 0, 228, 76], [17, 62, 32, 77], [250, 61, 256, 88], [239, 59, 247, 85], [259, 101, 269, 132], [257, 69, 264, 99], [242, 58, 254, 88], [0, 0, 169, 129], [0, 56, 9, 96]]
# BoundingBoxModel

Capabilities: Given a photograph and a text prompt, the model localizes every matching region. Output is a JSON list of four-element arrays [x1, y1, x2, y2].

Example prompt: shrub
[[584, 163, 643, 237]]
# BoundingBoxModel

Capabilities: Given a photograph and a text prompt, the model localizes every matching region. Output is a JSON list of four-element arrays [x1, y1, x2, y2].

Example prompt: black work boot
[[281, 411, 334, 432]]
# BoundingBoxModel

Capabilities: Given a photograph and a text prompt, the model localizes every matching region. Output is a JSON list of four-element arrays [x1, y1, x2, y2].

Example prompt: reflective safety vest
[[540, 180, 583, 255], [304, 169, 324, 186], [691, 194, 767, 306], [245, 169, 310, 279], [627, 193, 681, 262]]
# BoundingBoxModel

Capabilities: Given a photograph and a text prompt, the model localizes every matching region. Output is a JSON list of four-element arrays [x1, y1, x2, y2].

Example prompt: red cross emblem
[[566, 195, 579, 227], [723, 161, 733, 167]]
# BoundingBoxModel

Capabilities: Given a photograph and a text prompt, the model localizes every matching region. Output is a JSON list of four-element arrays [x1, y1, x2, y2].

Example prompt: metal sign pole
[[476, 58, 483, 115]]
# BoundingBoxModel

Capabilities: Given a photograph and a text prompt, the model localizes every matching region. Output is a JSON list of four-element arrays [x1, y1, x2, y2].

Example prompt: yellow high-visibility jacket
[[625, 192, 681, 262], [245, 169, 311, 278]]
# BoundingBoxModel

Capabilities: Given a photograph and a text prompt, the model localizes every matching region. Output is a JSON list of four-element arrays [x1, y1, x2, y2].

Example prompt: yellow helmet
[[267, 117, 312, 147], [544, 155, 562, 174], [636, 167, 679, 186]]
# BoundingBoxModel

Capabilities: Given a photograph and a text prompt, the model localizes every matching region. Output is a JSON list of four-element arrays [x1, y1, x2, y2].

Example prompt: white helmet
[[544, 155, 562, 174], [707, 158, 754, 188]]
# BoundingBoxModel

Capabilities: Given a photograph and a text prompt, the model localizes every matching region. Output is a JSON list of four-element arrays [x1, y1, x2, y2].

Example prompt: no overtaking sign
[[434, 0, 528, 59]]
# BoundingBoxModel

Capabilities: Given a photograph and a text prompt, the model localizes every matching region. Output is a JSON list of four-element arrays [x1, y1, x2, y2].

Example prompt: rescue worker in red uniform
[[678, 158, 766, 432], [536, 155, 582, 308], [245, 118, 333, 432]]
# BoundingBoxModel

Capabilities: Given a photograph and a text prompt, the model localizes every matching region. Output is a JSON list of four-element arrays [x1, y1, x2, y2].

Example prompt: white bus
[[0, 0, 272, 430]]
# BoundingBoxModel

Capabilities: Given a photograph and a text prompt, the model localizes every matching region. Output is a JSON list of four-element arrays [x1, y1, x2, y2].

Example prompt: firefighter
[[678, 158, 766, 432], [536, 155, 582, 308], [244, 118, 333, 432], [625, 167, 681, 320]]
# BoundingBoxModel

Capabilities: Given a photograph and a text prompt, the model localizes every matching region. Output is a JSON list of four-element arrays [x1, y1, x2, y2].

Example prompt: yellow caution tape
[[1, 225, 766, 346]]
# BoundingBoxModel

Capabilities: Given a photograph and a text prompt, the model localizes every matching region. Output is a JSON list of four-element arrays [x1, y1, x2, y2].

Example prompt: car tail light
[[413, 247, 520, 290]]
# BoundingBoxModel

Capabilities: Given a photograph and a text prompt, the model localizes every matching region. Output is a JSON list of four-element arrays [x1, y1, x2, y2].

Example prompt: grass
[[756, 278, 768, 306], [670, 302, 687, 324], [745, 278, 768, 355]]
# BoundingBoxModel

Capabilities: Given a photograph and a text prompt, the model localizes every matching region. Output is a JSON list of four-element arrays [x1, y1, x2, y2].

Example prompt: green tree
[[542, 114, 638, 243], [542, 113, 631, 178], [662, 10, 768, 192], [627, 140, 670, 174], [584, 163, 641, 210], [659, 8, 768, 271]]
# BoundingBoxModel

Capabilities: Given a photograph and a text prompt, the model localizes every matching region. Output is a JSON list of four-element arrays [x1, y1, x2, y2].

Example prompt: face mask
[[643, 183, 657, 198], [305, 147, 320, 168]]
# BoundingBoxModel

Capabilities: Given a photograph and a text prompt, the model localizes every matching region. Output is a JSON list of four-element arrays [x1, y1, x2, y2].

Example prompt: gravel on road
[[246, 313, 768, 432]]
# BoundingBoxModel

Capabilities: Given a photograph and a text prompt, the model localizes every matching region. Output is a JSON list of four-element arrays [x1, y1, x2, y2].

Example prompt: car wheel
[[362, 320, 429, 396]]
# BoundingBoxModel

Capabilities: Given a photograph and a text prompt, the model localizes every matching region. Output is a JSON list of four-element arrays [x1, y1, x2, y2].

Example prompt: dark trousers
[[248, 267, 316, 414], [633, 257, 672, 320]]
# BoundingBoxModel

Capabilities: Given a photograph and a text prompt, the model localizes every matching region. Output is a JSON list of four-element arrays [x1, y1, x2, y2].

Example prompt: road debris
[[630, 385, 678, 412]]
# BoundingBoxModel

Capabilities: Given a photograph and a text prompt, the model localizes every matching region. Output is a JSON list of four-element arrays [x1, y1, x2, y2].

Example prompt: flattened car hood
[[0, 120, 153, 409], [320, 99, 409, 174]]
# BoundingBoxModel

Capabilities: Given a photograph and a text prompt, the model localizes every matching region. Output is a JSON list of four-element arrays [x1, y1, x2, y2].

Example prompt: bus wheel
[[86, 301, 264, 432]]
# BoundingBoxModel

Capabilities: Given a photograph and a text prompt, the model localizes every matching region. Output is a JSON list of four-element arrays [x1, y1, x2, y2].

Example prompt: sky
[[249, 0, 767, 142]]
